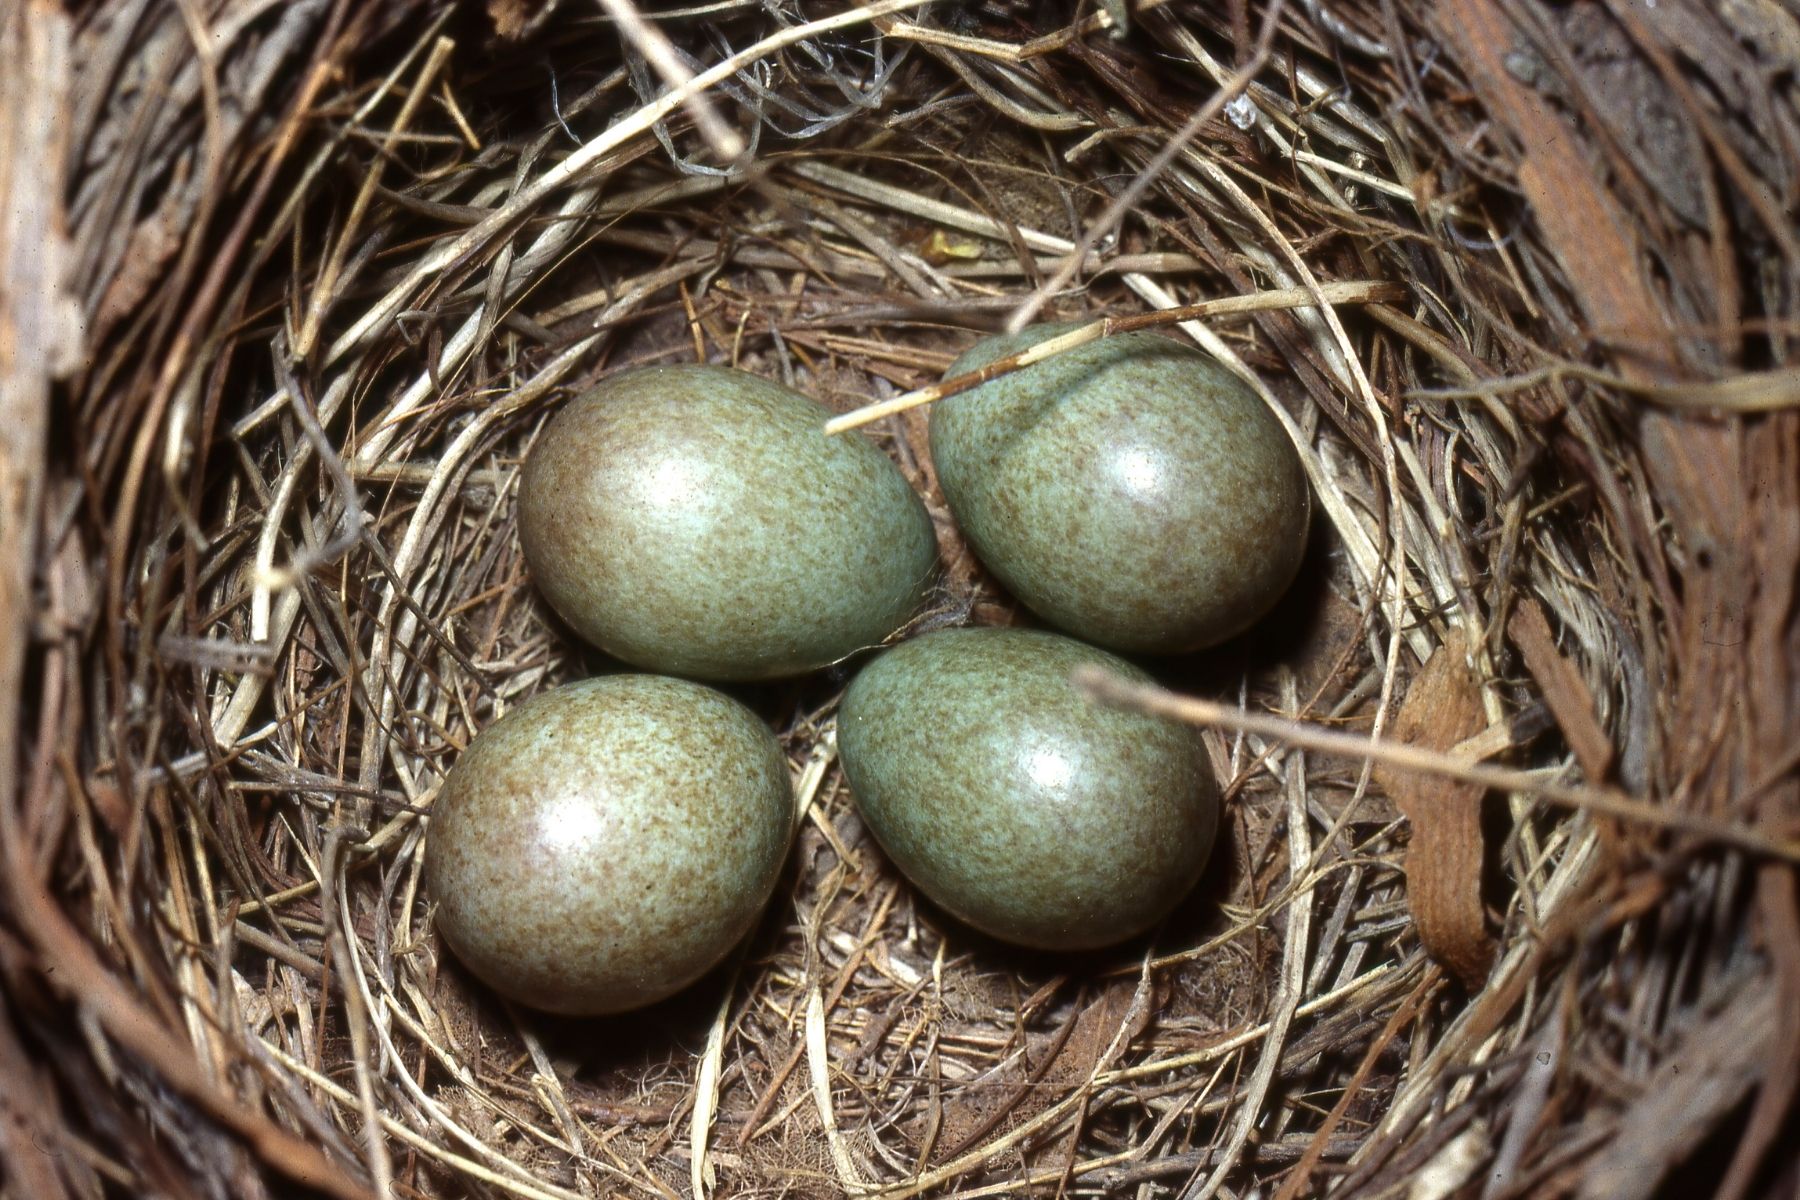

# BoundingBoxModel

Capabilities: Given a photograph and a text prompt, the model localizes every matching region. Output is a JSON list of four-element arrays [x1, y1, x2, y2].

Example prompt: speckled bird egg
[[424, 675, 795, 1016], [519, 364, 938, 682], [837, 627, 1219, 950], [931, 326, 1310, 654]]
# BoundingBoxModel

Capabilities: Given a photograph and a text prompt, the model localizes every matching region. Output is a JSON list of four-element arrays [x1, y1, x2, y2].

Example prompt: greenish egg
[[424, 675, 795, 1016], [931, 326, 1310, 653], [837, 628, 1219, 950], [519, 365, 938, 681]]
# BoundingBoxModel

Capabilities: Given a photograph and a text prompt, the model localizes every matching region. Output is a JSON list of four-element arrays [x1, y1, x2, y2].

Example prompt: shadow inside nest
[[1156, 515, 1344, 683], [429, 843, 820, 1072], [452, 954, 746, 1067], [829, 816, 1247, 989]]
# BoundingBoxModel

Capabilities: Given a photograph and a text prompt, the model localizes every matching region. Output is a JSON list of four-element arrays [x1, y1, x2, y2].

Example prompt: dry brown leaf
[[1379, 630, 1494, 989]]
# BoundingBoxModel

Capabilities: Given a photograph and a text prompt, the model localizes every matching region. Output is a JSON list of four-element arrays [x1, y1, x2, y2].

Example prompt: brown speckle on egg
[[837, 627, 1220, 950], [518, 365, 939, 681], [931, 326, 1310, 654], [424, 675, 795, 1016]]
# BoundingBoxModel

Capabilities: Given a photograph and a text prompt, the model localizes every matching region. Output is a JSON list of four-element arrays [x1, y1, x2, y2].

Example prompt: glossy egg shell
[[931, 327, 1310, 654], [424, 675, 795, 1016], [519, 365, 938, 681], [837, 627, 1219, 950]]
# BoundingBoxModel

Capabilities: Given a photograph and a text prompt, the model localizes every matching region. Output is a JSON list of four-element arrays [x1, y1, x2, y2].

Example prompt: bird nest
[[3, 0, 1797, 1197]]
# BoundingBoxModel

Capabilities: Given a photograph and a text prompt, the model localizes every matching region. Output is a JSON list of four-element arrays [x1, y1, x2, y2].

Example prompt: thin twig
[[1074, 668, 1800, 863], [823, 281, 1406, 433]]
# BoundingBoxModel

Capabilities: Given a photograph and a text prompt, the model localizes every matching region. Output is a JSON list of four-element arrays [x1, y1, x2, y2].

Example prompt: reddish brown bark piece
[[1506, 598, 1615, 782], [1380, 631, 1495, 989], [1433, 0, 1680, 380]]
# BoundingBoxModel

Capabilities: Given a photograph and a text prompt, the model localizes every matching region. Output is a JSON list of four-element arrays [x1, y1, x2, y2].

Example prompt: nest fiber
[[1, 0, 1795, 1197]]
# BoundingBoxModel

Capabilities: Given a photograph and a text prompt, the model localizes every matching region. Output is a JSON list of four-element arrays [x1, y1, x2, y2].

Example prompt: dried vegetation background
[[1, 0, 1797, 1197]]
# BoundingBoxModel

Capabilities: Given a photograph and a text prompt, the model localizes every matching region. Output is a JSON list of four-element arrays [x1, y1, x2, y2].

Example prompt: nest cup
[[5, 1, 1798, 1198]]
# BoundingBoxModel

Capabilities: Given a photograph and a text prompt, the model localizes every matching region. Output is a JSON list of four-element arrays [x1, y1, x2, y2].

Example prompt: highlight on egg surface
[[836, 627, 1221, 951], [930, 325, 1311, 654], [519, 364, 938, 682], [424, 675, 796, 1016]]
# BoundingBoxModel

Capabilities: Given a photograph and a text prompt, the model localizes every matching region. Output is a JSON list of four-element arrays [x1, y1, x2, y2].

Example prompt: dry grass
[[2, 0, 1797, 1198]]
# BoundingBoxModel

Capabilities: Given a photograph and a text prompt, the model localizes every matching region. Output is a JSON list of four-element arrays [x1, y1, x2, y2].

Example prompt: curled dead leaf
[[1379, 630, 1495, 988]]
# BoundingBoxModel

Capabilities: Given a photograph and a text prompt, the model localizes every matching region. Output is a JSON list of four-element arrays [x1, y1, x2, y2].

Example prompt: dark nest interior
[[2, 0, 1798, 1197]]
